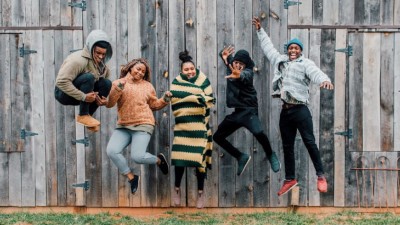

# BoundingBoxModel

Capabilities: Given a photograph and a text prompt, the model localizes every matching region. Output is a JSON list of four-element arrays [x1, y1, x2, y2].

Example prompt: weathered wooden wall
[[1, 0, 400, 208]]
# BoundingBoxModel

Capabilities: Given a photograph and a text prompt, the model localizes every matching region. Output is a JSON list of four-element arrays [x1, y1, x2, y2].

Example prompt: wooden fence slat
[[312, 0, 323, 25], [269, 0, 287, 207], [252, 0, 271, 207], [381, 0, 394, 25], [362, 33, 381, 152], [168, 0, 185, 207], [49, 0, 60, 26], [333, 29, 347, 207], [339, 0, 354, 25], [43, 30, 58, 206], [11, 0, 24, 26], [319, 29, 336, 206], [394, 34, 400, 151], [298, 0, 312, 25], [197, 0, 218, 208], [308, 29, 322, 206], [395, 1, 400, 25], [0, 34, 12, 152], [323, 0, 339, 25], [216, 0, 235, 208], [380, 33, 394, 152]]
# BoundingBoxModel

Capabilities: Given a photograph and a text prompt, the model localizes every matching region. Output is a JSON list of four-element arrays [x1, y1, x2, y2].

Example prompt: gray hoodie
[[55, 30, 113, 101]]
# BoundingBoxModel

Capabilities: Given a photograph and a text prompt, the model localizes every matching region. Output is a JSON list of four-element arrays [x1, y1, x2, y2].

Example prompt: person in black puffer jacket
[[213, 46, 281, 176]]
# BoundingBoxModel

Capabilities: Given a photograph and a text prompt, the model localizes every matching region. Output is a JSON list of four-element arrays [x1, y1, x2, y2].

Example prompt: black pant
[[54, 73, 111, 115], [175, 166, 206, 191], [279, 105, 324, 180], [213, 108, 273, 159]]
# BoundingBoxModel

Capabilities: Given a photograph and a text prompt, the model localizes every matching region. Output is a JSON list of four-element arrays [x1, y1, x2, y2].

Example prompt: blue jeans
[[54, 73, 111, 115], [279, 105, 324, 180], [106, 128, 157, 175], [213, 108, 273, 159]]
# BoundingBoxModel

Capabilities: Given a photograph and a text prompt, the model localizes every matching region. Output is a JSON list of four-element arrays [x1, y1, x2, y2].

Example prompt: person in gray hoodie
[[55, 30, 113, 132], [252, 17, 334, 196]]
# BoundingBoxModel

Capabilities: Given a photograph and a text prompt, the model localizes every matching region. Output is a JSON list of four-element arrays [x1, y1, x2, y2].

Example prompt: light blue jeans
[[106, 128, 158, 175]]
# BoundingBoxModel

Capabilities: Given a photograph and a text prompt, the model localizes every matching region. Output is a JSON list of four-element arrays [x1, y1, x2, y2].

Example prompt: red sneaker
[[277, 179, 298, 196], [317, 176, 327, 193]]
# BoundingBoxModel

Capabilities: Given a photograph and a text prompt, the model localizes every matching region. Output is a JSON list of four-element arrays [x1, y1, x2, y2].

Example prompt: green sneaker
[[268, 152, 281, 173]]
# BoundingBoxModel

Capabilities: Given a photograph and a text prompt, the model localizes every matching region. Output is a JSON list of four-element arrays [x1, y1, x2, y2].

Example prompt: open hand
[[320, 81, 334, 90], [225, 64, 242, 79], [252, 17, 261, 30], [221, 45, 235, 65], [165, 91, 172, 97]]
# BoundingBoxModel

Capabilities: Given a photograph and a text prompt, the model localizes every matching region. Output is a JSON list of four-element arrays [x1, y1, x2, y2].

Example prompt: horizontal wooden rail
[[0, 26, 83, 30]]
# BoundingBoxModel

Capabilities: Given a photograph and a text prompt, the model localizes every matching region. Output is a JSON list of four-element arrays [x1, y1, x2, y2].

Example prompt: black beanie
[[233, 50, 254, 69]]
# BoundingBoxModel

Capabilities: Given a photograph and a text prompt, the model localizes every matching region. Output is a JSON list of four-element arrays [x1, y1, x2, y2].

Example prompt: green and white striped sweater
[[170, 69, 215, 173]]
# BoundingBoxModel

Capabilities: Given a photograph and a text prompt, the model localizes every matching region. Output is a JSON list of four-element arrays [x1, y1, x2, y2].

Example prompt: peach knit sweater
[[106, 78, 168, 126]]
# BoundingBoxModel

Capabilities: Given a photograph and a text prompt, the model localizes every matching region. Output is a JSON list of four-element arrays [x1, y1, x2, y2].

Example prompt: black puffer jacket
[[220, 53, 258, 108]]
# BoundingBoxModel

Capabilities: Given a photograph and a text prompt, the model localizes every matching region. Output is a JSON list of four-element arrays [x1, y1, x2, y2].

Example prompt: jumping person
[[170, 50, 215, 209], [213, 46, 281, 176], [55, 29, 113, 132], [252, 17, 334, 196], [105, 58, 170, 194]]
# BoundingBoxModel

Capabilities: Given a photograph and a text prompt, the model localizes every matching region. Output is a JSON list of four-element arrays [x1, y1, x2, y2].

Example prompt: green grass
[[0, 211, 400, 225]]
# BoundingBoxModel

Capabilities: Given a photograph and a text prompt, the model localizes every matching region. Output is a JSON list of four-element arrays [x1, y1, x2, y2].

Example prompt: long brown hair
[[120, 58, 151, 82]]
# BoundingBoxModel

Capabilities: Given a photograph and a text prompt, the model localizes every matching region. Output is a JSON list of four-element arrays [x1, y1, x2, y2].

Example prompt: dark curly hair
[[120, 58, 151, 82], [179, 50, 195, 70]]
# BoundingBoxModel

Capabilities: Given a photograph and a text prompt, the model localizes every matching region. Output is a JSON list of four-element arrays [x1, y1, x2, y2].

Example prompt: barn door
[[345, 31, 400, 207]]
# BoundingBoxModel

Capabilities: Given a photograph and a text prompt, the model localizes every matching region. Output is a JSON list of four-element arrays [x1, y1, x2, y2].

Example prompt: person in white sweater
[[252, 17, 334, 196]]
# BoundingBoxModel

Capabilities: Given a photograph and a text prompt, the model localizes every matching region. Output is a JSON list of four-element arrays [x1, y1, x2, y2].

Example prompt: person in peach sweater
[[106, 58, 171, 194]]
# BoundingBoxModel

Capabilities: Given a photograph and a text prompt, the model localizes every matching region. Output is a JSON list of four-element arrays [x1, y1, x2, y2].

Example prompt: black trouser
[[174, 166, 205, 191], [213, 108, 273, 159], [279, 104, 324, 180], [54, 73, 111, 115]]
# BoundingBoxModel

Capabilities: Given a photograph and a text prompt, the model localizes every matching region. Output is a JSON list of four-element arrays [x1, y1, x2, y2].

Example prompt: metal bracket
[[19, 43, 37, 57], [284, 0, 302, 9], [335, 45, 353, 56], [20, 129, 38, 140], [72, 180, 90, 191], [334, 129, 353, 138], [68, 0, 87, 11], [72, 137, 90, 147]]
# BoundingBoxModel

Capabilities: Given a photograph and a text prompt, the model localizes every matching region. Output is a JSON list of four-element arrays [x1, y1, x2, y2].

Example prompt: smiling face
[[129, 63, 147, 81], [287, 44, 302, 61], [181, 62, 196, 79], [92, 46, 107, 65]]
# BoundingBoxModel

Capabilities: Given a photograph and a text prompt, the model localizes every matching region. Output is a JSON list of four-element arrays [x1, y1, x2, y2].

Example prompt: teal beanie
[[287, 38, 303, 50]]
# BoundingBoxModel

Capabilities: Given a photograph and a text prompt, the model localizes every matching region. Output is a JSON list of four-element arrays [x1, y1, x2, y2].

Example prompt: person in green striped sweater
[[170, 50, 215, 209]]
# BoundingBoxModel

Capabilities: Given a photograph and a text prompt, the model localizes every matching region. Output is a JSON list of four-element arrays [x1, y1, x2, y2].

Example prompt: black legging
[[174, 166, 206, 191]]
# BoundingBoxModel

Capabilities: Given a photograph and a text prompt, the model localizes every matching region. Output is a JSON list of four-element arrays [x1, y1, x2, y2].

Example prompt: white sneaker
[[196, 191, 205, 209], [172, 187, 181, 206]]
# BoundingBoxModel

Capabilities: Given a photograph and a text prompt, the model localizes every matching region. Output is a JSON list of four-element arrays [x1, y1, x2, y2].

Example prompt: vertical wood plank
[[216, 0, 235, 208], [233, 0, 253, 207], [287, 0, 300, 25], [43, 30, 58, 206], [319, 29, 335, 206], [338, 0, 354, 25], [100, 0, 118, 208], [184, 0, 198, 208], [49, 0, 60, 26], [39, 0, 49, 26], [11, 0, 25, 26], [363, 33, 381, 152], [298, 0, 312, 25], [394, 33, 400, 151], [197, 0, 218, 208], [0, 153, 8, 205], [354, 0, 366, 25], [60, 0, 72, 26], [312, 0, 323, 25], [308, 29, 322, 206], [348, 33, 363, 152], [395, 1, 400, 25], [55, 30, 67, 206], [26, 0, 39, 26], [333, 29, 347, 207], [168, 0, 185, 207], [269, 0, 287, 207], [154, 0, 170, 207], [380, 33, 394, 152], [323, 0, 339, 25], [0, 34, 11, 152], [380, 0, 394, 25], [252, 0, 271, 207]]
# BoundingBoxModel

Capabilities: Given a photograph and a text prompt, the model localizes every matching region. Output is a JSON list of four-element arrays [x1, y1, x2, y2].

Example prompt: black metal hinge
[[72, 137, 90, 147], [19, 43, 37, 57], [335, 46, 353, 56], [68, 0, 86, 11], [72, 180, 90, 191], [20, 129, 38, 139], [284, 0, 302, 9], [334, 129, 353, 139]]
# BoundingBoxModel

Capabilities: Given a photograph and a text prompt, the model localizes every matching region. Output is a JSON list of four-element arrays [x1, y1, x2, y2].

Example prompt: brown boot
[[76, 115, 100, 127], [87, 125, 100, 132]]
